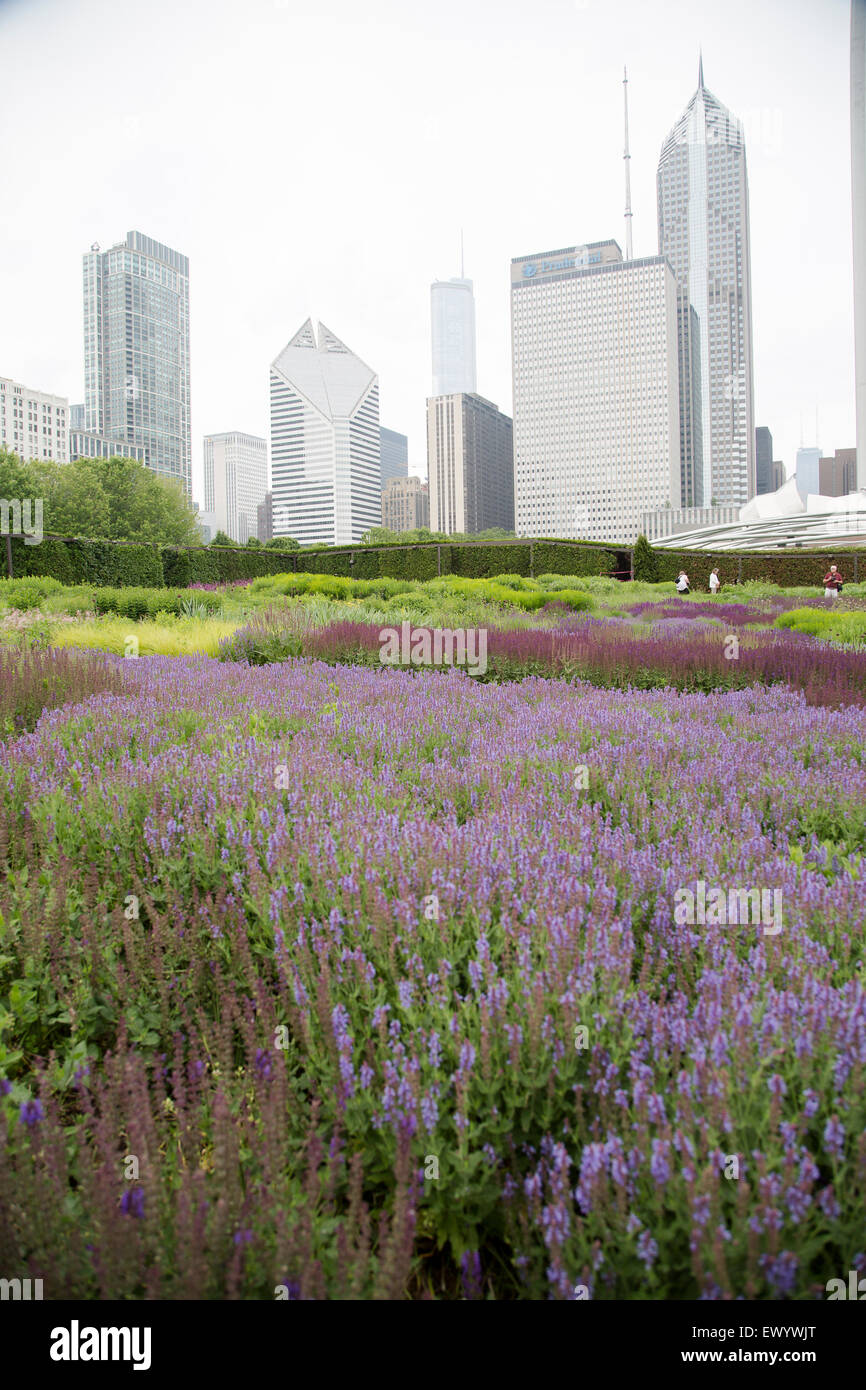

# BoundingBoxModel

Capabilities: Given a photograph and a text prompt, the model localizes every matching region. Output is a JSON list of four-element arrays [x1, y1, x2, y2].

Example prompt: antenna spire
[[698, 50, 704, 89], [460, 229, 464, 279], [623, 66, 633, 261]]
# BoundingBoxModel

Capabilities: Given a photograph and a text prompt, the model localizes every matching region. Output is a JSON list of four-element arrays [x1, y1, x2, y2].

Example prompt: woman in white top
[[676, 571, 690, 594], [708, 568, 720, 594]]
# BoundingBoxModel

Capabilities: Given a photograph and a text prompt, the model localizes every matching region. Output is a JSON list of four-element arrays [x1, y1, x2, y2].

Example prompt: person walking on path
[[822, 564, 844, 598], [708, 567, 721, 594], [676, 571, 690, 594]]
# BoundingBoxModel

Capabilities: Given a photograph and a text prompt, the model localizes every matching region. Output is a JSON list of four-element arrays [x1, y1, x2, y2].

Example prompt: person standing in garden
[[676, 571, 690, 594], [822, 564, 843, 598], [708, 567, 721, 594]]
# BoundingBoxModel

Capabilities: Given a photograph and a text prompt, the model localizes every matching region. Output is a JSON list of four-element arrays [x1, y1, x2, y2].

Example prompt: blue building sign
[[522, 249, 601, 278]]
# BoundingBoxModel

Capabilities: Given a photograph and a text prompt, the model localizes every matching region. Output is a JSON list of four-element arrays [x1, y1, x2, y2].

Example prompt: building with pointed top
[[269, 320, 380, 546], [657, 59, 755, 509]]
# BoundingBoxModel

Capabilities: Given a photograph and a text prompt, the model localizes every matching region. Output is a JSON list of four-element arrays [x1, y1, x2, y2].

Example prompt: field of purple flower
[[1, 646, 865, 1299]]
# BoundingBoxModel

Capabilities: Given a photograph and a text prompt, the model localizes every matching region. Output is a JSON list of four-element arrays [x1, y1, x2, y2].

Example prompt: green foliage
[[776, 606, 866, 644], [210, 530, 233, 547], [264, 537, 300, 551], [0, 447, 200, 546], [92, 586, 223, 620], [632, 534, 658, 582]]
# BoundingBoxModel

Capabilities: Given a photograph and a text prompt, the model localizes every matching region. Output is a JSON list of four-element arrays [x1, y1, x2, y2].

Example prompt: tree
[[264, 536, 300, 551], [632, 533, 658, 582], [0, 449, 201, 545], [246, 536, 262, 547], [211, 529, 233, 547]]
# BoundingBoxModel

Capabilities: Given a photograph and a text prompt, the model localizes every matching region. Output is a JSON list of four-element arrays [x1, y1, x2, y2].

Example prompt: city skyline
[[0, 0, 858, 513]]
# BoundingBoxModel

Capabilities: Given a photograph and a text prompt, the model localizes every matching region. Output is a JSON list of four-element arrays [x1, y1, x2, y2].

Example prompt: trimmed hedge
[[652, 547, 864, 588], [8, 532, 862, 592]]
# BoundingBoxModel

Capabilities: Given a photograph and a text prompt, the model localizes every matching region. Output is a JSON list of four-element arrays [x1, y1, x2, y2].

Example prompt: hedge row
[[650, 547, 864, 588], [5, 536, 620, 586], [7, 533, 861, 591]]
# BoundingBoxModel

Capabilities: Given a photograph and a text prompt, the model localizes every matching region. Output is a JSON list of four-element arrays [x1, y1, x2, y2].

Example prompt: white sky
[[0, 0, 856, 505]]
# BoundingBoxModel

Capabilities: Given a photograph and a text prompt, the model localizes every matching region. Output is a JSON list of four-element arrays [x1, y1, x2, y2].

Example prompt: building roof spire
[[698, 50, 704, 89]]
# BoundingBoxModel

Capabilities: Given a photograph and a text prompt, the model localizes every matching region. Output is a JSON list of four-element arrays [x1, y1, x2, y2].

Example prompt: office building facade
[[510, 241, 680, 543], [431, 277, 477, 396], [69, 431, 145, 463], [755, 426, 773, 495], [658, 61, 755, 508], [819, 447, 858, 497], [202, 431, 267, 544], [640, 504, 740, 543], [427, 393, 513, 535], [257, 491, 273, 543], [382, 475, 429, 532], [380, 427, 409, 487], [270, 320, 380, 546], [83, 230, 191, 493], [0, 377, 69, 462]]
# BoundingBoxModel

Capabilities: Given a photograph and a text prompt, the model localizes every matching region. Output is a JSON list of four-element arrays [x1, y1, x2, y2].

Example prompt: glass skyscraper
[[83, 230, 191, 493], [431, 277, 477, 396], [380, 426, 409, 487], [657, 60, 755, 508]]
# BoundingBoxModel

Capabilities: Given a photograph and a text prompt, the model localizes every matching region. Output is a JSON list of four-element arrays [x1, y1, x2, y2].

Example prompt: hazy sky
[[0, 0, 856, 504]]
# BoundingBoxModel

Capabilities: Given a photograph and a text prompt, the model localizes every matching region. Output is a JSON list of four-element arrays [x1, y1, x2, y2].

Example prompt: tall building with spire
[[269, 320, 380, 546], [657, 58, 755, 508], [431, 275, 477, 396]]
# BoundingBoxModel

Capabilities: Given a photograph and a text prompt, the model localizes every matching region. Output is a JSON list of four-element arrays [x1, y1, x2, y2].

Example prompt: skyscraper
[[510, 241, 680, 543], [853, 0, 866, 488], [270, 320, 380, 546], [202, 432, 268, 543], [427, 393, 513, 535], [755, 426, 774, 494], [657, 60, 755, 508], [431, 277, 477, 396], [380, 426, 409, 487], [83, 231, 191, 492], [795, 446, 822, 500]]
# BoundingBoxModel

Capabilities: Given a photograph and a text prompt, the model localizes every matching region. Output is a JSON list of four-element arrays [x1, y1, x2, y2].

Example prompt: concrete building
[[640, 504, 740, 543], [772, 460, 786, 491], [380, 427, 408, 487], [0, 377, 69, 462], [819, 447, 858, 497], [202, 432, 267, 544], [257, 491, 273, 543], [431, 277, 477, 396], [510, 240, 680, 543], [658, 59, 756, 507], [382, 475, 429, 532], [795, 447, 822, 500], [427, 393, 513, 535], [755, 426, 774, 495], [270, 320, 380, 546], [853, 0, 866, 487], [69, 431, 145, 463], [83, 230, 191, 492]]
